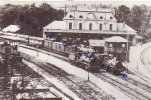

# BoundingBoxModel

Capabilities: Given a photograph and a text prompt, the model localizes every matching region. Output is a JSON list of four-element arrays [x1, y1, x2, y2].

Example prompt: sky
[[0, 0, 150, 9]]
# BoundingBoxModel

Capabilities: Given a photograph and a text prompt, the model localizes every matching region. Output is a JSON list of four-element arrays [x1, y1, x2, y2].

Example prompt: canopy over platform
[[89, 40, 105, 47], [105, 36, 128, 43], [2, 25, 20, 32]]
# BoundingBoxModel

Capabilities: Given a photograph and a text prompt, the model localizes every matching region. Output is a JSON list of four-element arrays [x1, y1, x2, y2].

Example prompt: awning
[[105, 36, 128, 43], [89, 40, 105, 47]]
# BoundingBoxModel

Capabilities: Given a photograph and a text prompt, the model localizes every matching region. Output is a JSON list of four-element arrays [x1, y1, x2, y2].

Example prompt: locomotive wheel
[[106, 66, 111, 72], [114, 70, 122, 76]]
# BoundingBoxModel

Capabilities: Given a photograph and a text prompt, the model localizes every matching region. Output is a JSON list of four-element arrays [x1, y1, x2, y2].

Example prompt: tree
[[0, 3, 64, 37], [131, 5, 148, 34], [115, 5, 131, 24], [0, 4, 20, 29]]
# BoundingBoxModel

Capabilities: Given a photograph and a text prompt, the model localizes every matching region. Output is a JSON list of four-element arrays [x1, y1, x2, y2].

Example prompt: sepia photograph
[[0, 0, 151, 100]]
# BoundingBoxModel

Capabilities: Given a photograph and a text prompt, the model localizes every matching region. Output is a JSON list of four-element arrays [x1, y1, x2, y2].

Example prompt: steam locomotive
[[68, 51, 126, 75]]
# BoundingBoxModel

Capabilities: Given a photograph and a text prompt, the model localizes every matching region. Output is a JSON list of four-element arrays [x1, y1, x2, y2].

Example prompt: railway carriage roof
[[30, 36, 44, 40], [0, 35, 25, 41]]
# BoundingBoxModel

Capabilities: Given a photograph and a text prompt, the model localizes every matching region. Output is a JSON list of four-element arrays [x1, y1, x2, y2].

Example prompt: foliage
[[0, 3, 151, 39], [0, 3, 64, 37], [115, 4, 151, 37]]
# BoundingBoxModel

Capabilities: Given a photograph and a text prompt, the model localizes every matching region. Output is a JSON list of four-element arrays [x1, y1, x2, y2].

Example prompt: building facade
[[43, 7, 137, 61], [43, 7, 136, 42]]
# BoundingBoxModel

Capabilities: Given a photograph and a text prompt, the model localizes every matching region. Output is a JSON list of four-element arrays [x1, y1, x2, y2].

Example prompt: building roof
[[117, 23, 136, 32], [105, 36, 128, 42], [63, 11, 116, 21], [67, 6, 114, 13], [135, 35, 143, 39], [2, 25, 20, 32], [44, 21, 66, 30], [44, 21, 136, 35]]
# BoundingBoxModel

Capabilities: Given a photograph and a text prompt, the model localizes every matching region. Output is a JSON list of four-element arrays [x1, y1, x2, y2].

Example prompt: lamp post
[[37, 48, 39, 56], [87, 64, 90, 81], [36, 45, 39, 56], [123, 22, 129, 73], [88, 72, 89, 81]]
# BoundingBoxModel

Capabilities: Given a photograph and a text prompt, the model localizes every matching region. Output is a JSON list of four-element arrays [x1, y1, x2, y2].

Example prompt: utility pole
[[141, 21, 145, 46], [123, 22, 129, 73], [87, 65, 90, 81]]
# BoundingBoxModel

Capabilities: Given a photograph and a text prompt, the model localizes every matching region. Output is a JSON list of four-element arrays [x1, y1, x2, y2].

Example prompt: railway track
[[120, 75, 151, 93], [22, 53, 114, 100], [19, 45, 151, 100], [95, 73, 151, 100], [14, 62, 42, 78], [104, 71, 151, 93], [20, 46, 151, 83]]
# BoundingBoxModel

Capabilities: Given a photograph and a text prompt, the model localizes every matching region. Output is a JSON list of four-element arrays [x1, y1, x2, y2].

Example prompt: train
[[0, 32, 126, 75]]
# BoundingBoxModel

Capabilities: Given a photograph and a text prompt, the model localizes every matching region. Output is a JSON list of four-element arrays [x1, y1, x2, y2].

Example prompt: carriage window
[[59, 44, 61, 49]]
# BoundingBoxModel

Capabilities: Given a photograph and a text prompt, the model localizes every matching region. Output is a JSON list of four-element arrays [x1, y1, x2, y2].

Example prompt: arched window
[[100, 16, 103, 19], [79, 15, 83, 18], [69, 15, 73, 18]]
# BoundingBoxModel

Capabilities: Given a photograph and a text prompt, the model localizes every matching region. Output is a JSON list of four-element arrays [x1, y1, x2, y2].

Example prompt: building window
[[69, 22, 72, 29], [69, 15, 73, 18], [122, 44, 125, 47], [100, 16, 103, 19], [109, 43, 113, 47], [110, 17, 113, 19], [79, 15, 83, 18], [99, 24, 102, 30], [89, 23, 92, 30], [110, 24, 112, 31], [79, 23, 82, 30]]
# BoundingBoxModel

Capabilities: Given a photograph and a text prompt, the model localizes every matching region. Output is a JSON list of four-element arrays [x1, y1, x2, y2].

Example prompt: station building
[[43, 7, 137, 61]]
